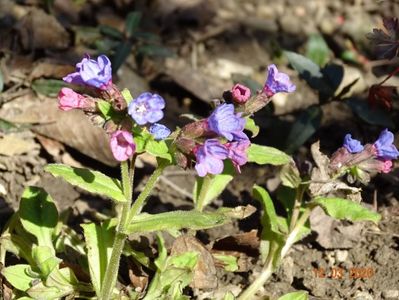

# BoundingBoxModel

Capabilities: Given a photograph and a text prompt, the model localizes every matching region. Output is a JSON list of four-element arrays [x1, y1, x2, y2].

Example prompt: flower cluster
[[330, 129, 399, 175], [174, 64, 296, 177], [58, 54, 170, 162]]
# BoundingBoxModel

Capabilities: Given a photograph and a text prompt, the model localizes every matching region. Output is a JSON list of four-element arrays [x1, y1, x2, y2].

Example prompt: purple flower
[[225, 138, 251, 172], [343, 134, 364, 153], [149, 123, 171, 140], [263, 64, 296, 97], [128, 92, 165, 125], [110, 130, 136, 161], [231, 83, 251, 104], [63, 55, 112, 90], [194, 139, 228, 177], [207, 104, 246, 141], [373, 129, 399, 160]]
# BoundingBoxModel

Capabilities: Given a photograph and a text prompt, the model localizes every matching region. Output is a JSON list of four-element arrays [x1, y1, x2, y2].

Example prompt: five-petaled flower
[[150, 123, 171, 140], [263, 64, 296, 97], [63, 54, 112, 90], [373, 129, 399, 160], [231, 83, 251, 104], [343, 134, 364, 153], [110, 130, 136, 161], [207, 104, 246, 141], [194, 139, 228, 177], [128, 92, 165, 125]]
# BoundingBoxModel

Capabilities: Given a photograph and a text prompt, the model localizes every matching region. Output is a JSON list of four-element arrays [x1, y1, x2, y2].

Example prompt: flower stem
[[100, 159, 134, 300], [238, 207, 313, 300], [289, 186, 305, 231], [128, 160, 168, 222], [195, 175, 212, 212]]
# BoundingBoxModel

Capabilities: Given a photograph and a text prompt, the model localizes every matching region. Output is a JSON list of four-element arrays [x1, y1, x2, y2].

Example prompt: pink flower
[[231, 83, 251, 104], [110, 130, 135, 161], [58, 87, 92, 111]]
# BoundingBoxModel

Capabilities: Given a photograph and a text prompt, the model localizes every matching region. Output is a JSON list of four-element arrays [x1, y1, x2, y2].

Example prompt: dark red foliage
[[368, 84, 397, 110], [367, 17, 399, 59]]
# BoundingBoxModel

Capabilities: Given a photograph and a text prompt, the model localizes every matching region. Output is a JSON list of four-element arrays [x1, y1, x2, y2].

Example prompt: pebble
[[382, 290, 399, 299], [335, 250, 348, 262], [353, 291, 373, 300]]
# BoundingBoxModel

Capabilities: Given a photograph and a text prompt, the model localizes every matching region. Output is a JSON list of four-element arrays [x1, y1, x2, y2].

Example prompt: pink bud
[[110, 130, 136, 161], [231, 83, 251, 104], [380, 160, 393, 173], [58, 87, 92, 111]]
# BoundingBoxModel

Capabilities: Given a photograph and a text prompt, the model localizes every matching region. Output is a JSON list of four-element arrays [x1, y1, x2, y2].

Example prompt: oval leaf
[[247, 144, 291, 165], [19, 187, 58, 249], [311, 197, 381, 224], [45, 164, 126, 202]]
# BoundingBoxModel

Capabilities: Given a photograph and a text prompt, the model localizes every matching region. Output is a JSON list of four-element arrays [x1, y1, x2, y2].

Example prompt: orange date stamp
[[313, 267, 375, 279]]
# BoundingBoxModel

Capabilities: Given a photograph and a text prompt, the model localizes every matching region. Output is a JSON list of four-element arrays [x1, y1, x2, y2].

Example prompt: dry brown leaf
[[0, 98, 117, 166], [309, 206, 364, 249], [212, 230, 259, 257], [128, 261, 149, 294], [29, 60, 75, 81], [0, 134, 38, 156], [17, 8, 69, 50], [165, 58, 226, 103], [171, 235, 217, 290]]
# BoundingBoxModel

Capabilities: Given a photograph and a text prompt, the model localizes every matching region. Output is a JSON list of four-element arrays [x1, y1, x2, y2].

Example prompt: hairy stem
[[289, 186, 305, 231], [100, 159, 134, 300], [128, 160, 168, 222], [238, 207, 313, 300]]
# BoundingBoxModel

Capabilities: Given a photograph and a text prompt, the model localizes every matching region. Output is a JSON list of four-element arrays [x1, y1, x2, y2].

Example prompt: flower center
[[135, 103, 147, 114]]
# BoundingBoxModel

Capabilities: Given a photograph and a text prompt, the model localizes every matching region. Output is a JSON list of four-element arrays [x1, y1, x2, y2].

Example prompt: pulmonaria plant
[[0, 53, 391, 300]]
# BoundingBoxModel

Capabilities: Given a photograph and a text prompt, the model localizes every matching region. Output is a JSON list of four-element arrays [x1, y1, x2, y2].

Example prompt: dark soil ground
[[1, 0, 399, 299]]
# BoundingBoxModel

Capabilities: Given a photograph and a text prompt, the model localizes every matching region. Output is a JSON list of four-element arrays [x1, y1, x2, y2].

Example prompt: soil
[[1, 0, 399, 299]]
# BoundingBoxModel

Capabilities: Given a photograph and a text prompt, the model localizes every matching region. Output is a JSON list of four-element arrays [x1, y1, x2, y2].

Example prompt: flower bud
[[181, 119, 209, 139], [58, 88, 95, 111], [175, 137, 197, 154], [231, 83, 251, 104]]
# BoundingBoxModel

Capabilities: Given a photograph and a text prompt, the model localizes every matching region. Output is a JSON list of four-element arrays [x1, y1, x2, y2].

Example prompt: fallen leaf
[[29, 60, 75, 81], [171, 235, 217, 290], [17, 8, 70, 50], [212, 230, 259, 257], [128, 260, 149, 294], [309, 206, 364, 249]]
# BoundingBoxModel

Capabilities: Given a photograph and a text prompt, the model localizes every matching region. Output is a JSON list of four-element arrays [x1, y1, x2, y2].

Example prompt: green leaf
[[193, 162, 234, 209], [247, 144, 291, 165], [284, 106, 322, 154], [112, 41, 133, 72], [245, 117, 260, 137], [45, 164, 126, 202], [212, 254, 238, 272], [0, 234, 35, 266], [121, 88, 133, 105], [32, 245, 61, 278], [311, 197, 381, 223], [277, 291, 309, 300], [280, 161, 301, 188], [253, 185, 280, 235], [346, 98, 394, 128], [125, 11, 142, 37], [96, 100, 113, 120], [223, 292, 236, 300], [145, 140, 172, 161], [1, 264, 36, 292], [19, 187, 58, 249], [31, 79, 67, 97], [82, 222, 115, 298], [99, 25, 123, 40], [128, 206, 252, 234], [306, 34, 330, 67], [285, 51, 332, 94]]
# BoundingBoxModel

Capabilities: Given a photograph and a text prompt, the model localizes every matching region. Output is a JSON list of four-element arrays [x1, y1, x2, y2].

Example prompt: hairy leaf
[[247, 144, 291, 165]]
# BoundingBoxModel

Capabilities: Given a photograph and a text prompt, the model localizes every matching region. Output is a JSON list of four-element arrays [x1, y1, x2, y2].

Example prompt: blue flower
[[149, 123, 171, 140], [207, 104, 246, 141], [194, 139, 228, 177], [63, 54, 112, 90], [263, 64, 296, 97], [343, 134, 364, 153], [374, 129, 399, 160], [128, 92, 165, 125]]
